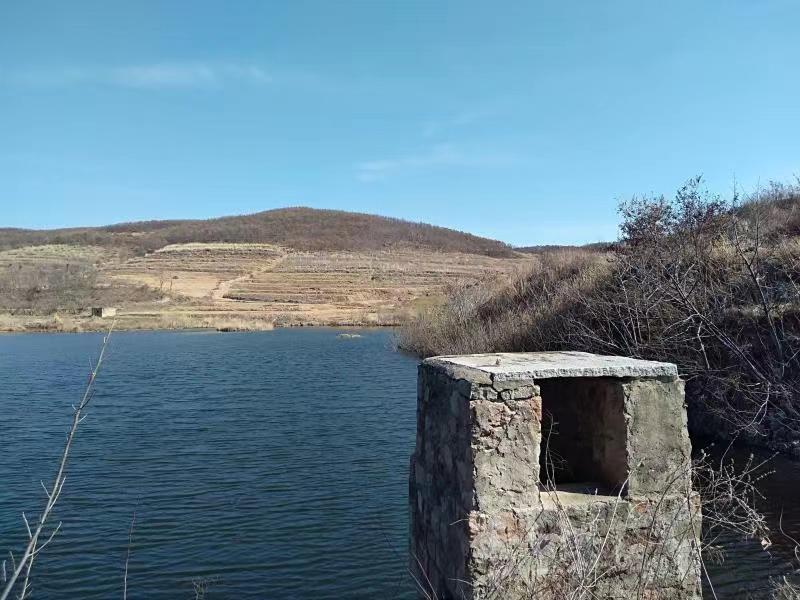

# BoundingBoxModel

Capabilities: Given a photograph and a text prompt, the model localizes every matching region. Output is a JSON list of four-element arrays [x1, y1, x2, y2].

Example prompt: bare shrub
[[398, 279, 498, 356], [773, 577, 800, 600], [0, 262, 97, 312], [400, 177, 800, 456], [0, 260, 162, 314], [397, 249, 609, 357], [600, 178, 800, 450]]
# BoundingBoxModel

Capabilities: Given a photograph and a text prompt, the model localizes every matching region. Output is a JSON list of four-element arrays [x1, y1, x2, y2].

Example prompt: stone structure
[[409, 352, 701, 600], [90, 307, 117, 318]]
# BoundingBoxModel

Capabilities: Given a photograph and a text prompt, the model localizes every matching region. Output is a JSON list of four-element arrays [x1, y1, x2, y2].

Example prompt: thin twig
[[1, 325, 114, 600]]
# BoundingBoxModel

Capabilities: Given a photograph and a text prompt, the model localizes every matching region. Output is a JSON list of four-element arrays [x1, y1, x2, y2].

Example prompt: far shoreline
[[0, 319, 400, 335]]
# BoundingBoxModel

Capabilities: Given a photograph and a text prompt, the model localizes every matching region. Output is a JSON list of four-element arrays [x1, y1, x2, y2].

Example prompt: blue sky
[[1, 1, 798, 245]]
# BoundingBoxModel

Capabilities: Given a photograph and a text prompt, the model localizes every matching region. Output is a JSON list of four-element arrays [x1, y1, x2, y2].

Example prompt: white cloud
[[422, 107, 500, 138], [421, 101, 518, 138], [356, 143, 520, 182], [5, 62, 271, 89]]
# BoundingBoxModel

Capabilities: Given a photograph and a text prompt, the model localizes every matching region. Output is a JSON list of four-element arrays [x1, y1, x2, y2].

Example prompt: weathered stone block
[[622, 378, 691, 496], [410, 352, 700, 600]]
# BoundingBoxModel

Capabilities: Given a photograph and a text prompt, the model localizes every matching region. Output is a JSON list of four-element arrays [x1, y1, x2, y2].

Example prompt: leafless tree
[[1, 327, 113, 600]]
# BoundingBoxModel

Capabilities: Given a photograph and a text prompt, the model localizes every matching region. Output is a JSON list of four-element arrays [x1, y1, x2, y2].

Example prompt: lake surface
[[701, 443, 800, 598], [0, 329, 798, 599]]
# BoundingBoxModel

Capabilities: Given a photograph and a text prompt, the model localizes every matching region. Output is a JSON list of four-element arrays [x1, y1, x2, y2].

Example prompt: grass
[[0, 223, 528, 331], [399, 177, 800, 458], [398, 247, 608, 356]]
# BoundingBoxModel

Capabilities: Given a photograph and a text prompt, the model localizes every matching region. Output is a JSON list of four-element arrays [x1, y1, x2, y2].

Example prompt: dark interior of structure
[[538, 377, 629, 494]]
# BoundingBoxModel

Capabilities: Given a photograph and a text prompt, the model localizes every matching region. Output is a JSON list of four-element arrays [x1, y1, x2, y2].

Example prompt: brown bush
[[0, 262, 97, 313], [397, 249, 609, 356], [0, 261, 162, 314], [399, 177, 800, 456]]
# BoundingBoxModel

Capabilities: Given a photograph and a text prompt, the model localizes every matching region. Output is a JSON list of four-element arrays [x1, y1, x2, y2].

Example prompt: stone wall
[[409, 352, 701, 600]]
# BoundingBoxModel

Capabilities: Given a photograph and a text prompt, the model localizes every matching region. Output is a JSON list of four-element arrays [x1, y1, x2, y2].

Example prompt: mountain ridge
[[0, 206, 515, 257]]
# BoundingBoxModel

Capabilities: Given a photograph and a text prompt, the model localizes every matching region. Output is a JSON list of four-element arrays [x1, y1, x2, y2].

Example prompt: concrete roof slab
[[424, 351, 677, 381]]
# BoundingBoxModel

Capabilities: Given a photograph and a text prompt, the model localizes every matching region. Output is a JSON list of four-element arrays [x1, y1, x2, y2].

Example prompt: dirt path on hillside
[[210, 272, 251, 301], [210, 254, 288, 302]]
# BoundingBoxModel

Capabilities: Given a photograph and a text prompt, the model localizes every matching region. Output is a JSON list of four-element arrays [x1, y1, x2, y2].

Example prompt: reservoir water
[[0, 329, 797, 599]]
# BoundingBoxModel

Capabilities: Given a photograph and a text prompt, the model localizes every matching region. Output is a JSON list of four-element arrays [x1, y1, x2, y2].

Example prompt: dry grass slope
[[400, 178, 800, 458], [0, 209, 529, 331]]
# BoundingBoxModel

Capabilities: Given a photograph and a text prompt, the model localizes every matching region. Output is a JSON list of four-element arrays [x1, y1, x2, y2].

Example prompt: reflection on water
[[698, 440, 800, 599], [0, 330, 797, 599]]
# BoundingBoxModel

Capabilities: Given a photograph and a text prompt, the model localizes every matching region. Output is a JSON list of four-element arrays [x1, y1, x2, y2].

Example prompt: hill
[[0, 207, 515, 257], [515, 242, 612, 254], [0, 207, 529, 332]]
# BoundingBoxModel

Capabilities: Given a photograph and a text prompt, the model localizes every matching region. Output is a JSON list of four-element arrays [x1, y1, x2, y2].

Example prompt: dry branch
[[1, 326, 114, 600]]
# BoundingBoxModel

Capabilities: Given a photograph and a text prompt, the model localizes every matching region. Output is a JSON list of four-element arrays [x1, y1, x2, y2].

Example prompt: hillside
[[516, 242, 612, 254], [0, 208, 529, 332], [0, 207, 515, 257], [400, 178, 800, 458]]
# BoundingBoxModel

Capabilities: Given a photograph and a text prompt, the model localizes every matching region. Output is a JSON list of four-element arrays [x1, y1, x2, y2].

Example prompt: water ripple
[[1, 330, 797, 599], [0, 329, 418, 599]]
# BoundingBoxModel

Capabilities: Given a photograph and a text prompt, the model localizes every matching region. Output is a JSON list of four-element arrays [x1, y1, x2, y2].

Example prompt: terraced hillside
[[102, 244, 528, 330], [0, 209, 529, 331]]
